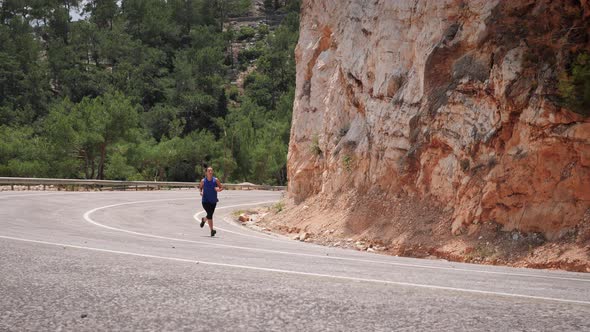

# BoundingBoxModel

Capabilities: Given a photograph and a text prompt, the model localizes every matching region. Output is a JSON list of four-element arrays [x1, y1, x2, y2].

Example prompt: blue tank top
[[202, 177, 218, 203]]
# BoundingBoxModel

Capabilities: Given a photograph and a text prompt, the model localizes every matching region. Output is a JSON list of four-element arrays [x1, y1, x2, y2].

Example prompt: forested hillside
[[0, 0, 299, 184]]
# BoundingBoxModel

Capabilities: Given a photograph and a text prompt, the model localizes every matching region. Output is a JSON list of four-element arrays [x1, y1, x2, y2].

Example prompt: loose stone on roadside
[[299, 232, 308, 241]]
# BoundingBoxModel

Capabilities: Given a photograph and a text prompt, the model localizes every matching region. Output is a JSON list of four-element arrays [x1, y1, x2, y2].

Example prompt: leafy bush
[[273, 201, 285, 213], [258, 24, 270, 37], [342, 154, 352, 172], [236, 26, 256, 41], [227, 86, 240, 101], [0, 125, 52, 177], [227, 0, 252, 17], [559, 53, 590, 117], [238, 46, 263, 64], [310, 134, 321, 156], [105, 150, 138, 180]]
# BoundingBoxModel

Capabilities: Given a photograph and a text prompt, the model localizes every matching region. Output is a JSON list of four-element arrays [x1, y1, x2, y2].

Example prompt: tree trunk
[[83, 151, 90, 179], [63, 1, 71, 45], [223, 130, 228, 182], [158, 167, 165, 181], [98, 142, 107, 180], [218, 1, 225, 32]]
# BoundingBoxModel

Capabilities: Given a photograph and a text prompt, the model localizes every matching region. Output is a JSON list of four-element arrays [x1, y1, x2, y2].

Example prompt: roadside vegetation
[[0, 0, 300, 185]]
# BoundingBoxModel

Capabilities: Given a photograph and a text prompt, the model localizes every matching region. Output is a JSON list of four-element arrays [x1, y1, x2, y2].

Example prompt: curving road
[[0, 190, 589, 331]]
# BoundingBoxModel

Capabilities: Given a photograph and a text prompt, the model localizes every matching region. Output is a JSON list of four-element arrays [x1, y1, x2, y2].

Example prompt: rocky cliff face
[[288, 0, 590, 240]]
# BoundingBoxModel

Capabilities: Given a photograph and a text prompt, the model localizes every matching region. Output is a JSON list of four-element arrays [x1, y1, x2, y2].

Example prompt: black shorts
[[202, 202, 217, 219]]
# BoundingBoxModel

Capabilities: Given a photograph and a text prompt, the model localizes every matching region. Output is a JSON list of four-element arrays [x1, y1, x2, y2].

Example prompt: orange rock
[[288, 0, 590, 240]]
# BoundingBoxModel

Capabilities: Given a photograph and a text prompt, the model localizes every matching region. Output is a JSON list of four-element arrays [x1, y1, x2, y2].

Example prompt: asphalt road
[[0, 190, 589, 331]]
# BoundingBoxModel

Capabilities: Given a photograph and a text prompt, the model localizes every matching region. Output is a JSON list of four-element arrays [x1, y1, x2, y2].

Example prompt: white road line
[[83, 198, 590, 283], [0, 234, 588, 306]]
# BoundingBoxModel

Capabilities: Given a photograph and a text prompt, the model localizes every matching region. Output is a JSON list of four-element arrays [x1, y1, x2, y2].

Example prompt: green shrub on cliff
[[559, 53, 590, 117]]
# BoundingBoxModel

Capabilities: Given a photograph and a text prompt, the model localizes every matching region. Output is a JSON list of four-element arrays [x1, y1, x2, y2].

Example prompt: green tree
[[0, 6, 50, 125], [104, 144, 139, 180], [84, 0, 118, 30], [244, 72, 274, 109], [44, 91, 140, 179], [142, 103, 184, 141], [0, 125, 52, 177], [121, 0, 177, 47], [0, 0, 300, 185]]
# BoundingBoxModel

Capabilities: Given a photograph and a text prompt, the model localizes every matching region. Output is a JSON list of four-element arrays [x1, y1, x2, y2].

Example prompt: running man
[[199, 167, 223, 237]]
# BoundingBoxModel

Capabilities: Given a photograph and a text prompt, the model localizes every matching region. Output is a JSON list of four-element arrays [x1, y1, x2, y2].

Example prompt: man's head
[[206, 167, 213, 177]]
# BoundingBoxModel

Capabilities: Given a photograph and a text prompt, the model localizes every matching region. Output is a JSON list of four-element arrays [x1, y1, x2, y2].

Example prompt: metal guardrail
[[227, 14, 286, 23], [0, 177, 286, 191]]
